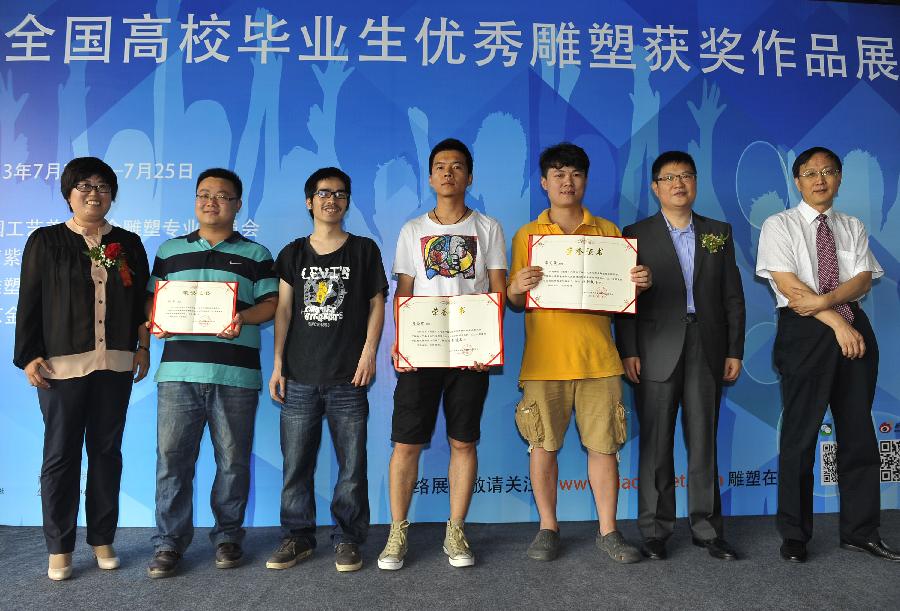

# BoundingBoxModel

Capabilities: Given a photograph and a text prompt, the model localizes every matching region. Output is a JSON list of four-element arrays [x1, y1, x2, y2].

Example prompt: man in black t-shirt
[[266, 167, 387, 572]]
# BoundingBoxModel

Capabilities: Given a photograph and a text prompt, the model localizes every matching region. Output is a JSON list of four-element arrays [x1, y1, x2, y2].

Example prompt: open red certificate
[[150, 280, 238, 335], [396, 293, 504, 368], [526, 234, 638, 313]]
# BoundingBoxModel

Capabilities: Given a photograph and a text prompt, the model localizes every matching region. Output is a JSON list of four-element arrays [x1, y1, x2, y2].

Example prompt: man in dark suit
[[615, 151, 745, 561]]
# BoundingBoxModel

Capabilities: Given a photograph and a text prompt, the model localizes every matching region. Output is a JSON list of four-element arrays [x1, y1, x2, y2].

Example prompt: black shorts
[[391, 368, 489, 444]]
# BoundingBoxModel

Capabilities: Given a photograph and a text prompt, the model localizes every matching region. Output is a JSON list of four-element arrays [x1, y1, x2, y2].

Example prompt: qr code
[[880, 440, 900, 483], [820, 441, 838, 486]]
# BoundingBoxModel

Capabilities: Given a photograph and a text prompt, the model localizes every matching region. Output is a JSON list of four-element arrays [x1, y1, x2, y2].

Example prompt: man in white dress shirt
[[756, 146, 898, 563]]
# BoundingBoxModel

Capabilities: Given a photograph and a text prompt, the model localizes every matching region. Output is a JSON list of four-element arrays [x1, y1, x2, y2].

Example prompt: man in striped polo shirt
[[146, 168, 278, 578]]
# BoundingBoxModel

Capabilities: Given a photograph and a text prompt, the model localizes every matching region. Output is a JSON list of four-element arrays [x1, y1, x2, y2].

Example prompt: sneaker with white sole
[[334, 543, 363, 572], [377, 520, 409, 570], [266, 537, 313, 570], [443, 520, 475, 567]]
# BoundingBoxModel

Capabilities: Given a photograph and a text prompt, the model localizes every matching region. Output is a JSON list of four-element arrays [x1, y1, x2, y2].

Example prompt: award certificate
[[526, 234, 637, 313], [396, 293, 504, 368], [150, 280, 239, 335]]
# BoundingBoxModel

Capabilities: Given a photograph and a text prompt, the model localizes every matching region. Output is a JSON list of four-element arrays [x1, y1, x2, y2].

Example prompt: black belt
[[683, 313, 698, 323]]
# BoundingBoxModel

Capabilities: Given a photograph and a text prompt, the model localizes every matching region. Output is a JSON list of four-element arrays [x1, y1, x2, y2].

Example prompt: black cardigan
[[13, 223, 150, 369]]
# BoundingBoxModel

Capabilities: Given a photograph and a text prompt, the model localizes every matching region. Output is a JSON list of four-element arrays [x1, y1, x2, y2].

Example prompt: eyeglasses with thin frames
[[314, 189, 349, 201], [799, 169, 841, 180], [654, 173, 697, 184], [74, 182, 112, 193], [196, 193, 238, 203]]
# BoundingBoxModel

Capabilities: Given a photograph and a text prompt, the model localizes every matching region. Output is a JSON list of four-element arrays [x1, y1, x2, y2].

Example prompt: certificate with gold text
[[150, 280, 238, 335], [526, 235, 637, 313], [396, 293, 504, 368]]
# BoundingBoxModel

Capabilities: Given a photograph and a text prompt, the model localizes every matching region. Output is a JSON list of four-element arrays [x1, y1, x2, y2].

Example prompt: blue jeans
[[280, 381, 369, 547], [152, 382, 258, 554]]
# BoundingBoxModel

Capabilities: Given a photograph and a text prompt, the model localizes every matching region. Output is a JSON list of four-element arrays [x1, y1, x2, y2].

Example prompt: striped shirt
[[663, 213, 695, 314], [148, 231, 278, 389]]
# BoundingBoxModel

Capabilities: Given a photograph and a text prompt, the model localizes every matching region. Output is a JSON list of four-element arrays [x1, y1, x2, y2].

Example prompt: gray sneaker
[[378, 520, 409, 570], [527, 529, 560, 561], [443, 520, 475, 567], [597, 530, 641, 564]]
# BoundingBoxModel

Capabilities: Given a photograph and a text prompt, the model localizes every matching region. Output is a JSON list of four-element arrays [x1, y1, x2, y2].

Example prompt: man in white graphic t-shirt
[[378, 138, 507, 570]]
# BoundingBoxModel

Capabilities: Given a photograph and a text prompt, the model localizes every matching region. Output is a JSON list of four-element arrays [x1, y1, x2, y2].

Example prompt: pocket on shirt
[[835, 250, 856, 279]]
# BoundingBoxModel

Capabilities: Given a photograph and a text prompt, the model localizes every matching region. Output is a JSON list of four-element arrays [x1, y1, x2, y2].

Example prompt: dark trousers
[[774, 305, 880, 544], [636, 320, 722, 541], [36, 369, 133, 554]]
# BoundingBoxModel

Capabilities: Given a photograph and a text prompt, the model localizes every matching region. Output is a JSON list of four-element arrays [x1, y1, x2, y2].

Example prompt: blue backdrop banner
[[1, 0, 898, 528]]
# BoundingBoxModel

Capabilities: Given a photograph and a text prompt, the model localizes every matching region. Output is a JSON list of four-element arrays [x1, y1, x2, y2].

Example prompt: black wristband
[[136, 345, 150, 352]]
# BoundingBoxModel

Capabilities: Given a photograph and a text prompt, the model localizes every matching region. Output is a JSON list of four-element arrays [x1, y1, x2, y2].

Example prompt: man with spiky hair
[[379, 138, 507, 570], [509, 143, 651, 564]]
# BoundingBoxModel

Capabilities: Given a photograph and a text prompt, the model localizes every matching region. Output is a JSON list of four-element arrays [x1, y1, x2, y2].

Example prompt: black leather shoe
[[147, 550, 181, 578], [640, 538, 667, 560], [840, 539, 900, 562], [215, 542, 243, 569], [692, 537, 738, 560], [780, 539, 807, 563]]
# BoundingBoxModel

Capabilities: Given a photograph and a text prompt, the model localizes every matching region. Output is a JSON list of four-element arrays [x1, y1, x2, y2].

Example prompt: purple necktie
[[816, 214, 854, 323]]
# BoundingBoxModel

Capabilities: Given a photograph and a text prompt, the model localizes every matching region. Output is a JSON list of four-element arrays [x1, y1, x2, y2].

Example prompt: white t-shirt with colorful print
[[392, 210, 507, 296]]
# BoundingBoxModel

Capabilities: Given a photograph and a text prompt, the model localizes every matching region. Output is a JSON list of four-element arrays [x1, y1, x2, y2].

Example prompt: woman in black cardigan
[[13, 157, 151, 580]]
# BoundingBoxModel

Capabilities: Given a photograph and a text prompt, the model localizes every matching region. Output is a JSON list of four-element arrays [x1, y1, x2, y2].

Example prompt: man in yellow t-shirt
[[507, 143, 651, 564]]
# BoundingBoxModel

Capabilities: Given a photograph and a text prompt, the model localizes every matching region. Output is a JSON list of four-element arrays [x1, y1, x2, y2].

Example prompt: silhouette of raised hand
[[311, 47, 355, 96], [688, 80, 726, 135]]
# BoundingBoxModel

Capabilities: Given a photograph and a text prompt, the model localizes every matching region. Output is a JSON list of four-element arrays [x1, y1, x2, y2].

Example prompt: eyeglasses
[[74, 182, 112, 193], [196, 193, 238, 202], [314, 189, 349, 201], [799, 169, 841, 179], [654, 173, 697, 184]]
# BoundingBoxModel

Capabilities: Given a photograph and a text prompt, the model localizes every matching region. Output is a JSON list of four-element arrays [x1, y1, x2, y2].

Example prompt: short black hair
[[60, 157, 118, 210], [539, 143, 590, 177], [429, 138, 473, 175], [196, 167, 242, 199], [304, 167, 352, 218], [792, 146, 842, 178], [651, 151, 696, 180]]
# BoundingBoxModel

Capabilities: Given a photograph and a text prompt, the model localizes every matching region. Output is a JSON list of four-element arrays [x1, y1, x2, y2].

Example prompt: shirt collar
[[798, 200, 833, 224], [186, 230, 242, 244], [65, 218, 112, 237], [536, 206, 600, 230], [662, 213, 694, 233]]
